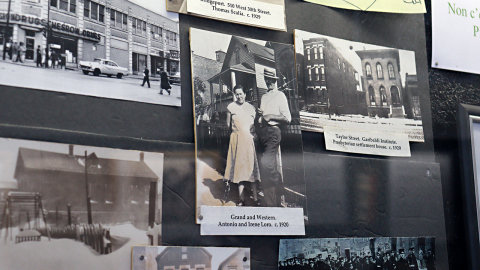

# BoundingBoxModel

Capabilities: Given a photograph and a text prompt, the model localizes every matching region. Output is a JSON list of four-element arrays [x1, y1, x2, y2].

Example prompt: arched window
[[315, 67, 319, 81], [366, 63, 372, 78], [368, 86, 375, 106], [307, 49, 311, 60], [380, 86, 387, 106], [376, 63, 383, 79], [314, 47, 318, 59], [391, 86, 400, 106], [388, 63, 395, 78], [319, 46, 324, 59], [308, 68, 312, 81], [321, 66, 325, 81]]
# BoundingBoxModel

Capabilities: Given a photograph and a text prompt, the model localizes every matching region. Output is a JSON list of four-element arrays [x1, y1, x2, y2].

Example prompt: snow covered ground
[[0, 223, 149, 270], [300, 112, 424, 142]]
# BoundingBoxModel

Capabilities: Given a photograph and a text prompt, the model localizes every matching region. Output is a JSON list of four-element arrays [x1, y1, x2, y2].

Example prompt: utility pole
[[45, 0, 51, 68], [85, 151, 92, 224], [2, 0, 12, 60]]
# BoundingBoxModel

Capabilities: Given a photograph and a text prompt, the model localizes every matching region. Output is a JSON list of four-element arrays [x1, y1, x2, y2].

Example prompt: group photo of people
[[279, 238, 436, 270], [191, 28, 306, 213]]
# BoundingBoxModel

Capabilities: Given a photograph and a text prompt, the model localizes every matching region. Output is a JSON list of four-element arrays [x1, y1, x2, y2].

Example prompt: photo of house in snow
[[132, 246, 250, 270], [0, 138, 164, 270]]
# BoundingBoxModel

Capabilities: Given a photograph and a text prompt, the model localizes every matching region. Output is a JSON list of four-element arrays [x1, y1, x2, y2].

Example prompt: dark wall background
[[0, 0, 470, 269], [424, 0, 469, 269]]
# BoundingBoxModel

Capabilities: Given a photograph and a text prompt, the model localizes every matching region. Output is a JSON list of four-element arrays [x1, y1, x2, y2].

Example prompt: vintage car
[[79, 58, 129, 79]]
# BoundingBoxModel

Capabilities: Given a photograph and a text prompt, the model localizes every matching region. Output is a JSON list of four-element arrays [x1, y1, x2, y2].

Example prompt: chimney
[[140, 152, 144, 162], [215, 50, 226, 63], [68, 145, 74, 157]]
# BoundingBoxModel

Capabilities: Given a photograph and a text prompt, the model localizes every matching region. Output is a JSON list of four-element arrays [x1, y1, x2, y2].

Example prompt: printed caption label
[[324, 127, 411, 157], [200, 206, 305, 235], [186, 0, 286, 31]]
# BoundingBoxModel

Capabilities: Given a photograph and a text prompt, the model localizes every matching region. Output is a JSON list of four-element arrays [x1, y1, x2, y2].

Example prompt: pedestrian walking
[[159, 67, 171, 95], [51, 50, 58, 69], [6, 38, 12, 60], [12, 42, 18, 62], [36, 46, 43, 67], [18, 42, 26, 63], [140, 67, 150, 88]]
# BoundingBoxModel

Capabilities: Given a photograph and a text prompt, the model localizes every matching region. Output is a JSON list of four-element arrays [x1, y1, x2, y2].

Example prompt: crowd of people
[[279, 248, 435, 270], [4, 38, 65, 68]]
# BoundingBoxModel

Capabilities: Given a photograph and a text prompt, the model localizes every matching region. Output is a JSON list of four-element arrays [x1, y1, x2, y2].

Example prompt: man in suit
[[257, 68, 291, 207], [141, 67, 150, 88]]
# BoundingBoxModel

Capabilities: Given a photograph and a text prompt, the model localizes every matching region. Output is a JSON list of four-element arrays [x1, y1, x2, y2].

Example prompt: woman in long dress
[[224, 85, 260, 206]]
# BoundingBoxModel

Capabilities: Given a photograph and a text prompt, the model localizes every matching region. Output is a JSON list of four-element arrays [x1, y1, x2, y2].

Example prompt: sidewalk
[[0, 59, 160, 81]]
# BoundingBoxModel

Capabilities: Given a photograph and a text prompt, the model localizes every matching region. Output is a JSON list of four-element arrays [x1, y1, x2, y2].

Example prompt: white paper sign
[[200, 206, 305, 235], [186, 0, 286, 31], [432, 0, 480, 74], [324, 127, 411, 157]]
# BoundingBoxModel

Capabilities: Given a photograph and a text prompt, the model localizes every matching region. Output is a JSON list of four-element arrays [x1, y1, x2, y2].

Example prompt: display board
[[0, 0, 450, 269]]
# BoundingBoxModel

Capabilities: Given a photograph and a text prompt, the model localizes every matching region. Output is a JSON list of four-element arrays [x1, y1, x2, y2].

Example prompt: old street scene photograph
[[0, 0, 181, 106], [132, 246, 250, 270], [279, 237, 436, 270], [0, 138, 164, 270], [191, 28, 306, 215], [294, 30, 424, 141]]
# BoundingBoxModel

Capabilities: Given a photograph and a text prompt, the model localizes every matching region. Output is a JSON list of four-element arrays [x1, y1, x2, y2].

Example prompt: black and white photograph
[[190, 28, 306, 216], [279, 237, 436, 270], [0, 0, 181, 106], [132, 246, 250, 270], [294, 30, 424, 142], [0, 138, 164, 270]]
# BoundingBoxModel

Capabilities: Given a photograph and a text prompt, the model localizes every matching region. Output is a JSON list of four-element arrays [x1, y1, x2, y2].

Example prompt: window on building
[[315, 67, 319, 81], [181, 254, 187, 260], [388, 63, 395, 78], [132, 19, 137, 34], [368, 86, 375, 106], [343, 62, 345, 73], [356, 84, 360, 91], [91, 2, 98, 20], [338, 59, 340, 69], [123, 14, 127, 29], [115, 11, 123, 29], [376, 63, 383, 79], [84, 0, 89, 17], [308, 68, 312, 81], [380, 86, 387, 106], [307, 49, 310, 60], [142, 21, 147, 36], [319, 46, 323, 59], [314, 47, 318, 59], [354, 71, 359, 81], [99, 5, 104, 22], [51, 0, 75, 13], [84, 0, 105, 22], [151, 25, 161, 40], [365, 63, 372, 78], [321, 66, 325, 81]]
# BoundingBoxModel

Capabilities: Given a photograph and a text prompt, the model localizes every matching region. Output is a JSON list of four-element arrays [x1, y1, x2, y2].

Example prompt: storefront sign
[[49, 21, 101, 41], [169, 50, 179, 59], [150, 49, 164, 57], [0, 13, 47, 26], [0, 13, 101, 41]]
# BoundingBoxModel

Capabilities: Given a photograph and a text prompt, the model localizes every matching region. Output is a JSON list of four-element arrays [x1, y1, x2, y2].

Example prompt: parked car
[[79, 58, 129, 79], [169, 73, 181, 84]]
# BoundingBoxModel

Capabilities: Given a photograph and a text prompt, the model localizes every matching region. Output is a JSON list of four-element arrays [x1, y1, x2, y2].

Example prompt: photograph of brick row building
[[295, 30, 423, 141]]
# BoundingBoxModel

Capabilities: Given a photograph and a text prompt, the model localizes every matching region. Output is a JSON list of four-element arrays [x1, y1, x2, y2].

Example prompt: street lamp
[[2, 0, 12, 60]]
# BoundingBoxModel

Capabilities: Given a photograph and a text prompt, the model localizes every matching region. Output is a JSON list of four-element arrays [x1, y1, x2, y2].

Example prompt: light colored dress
[[224, 102, 260, 183]]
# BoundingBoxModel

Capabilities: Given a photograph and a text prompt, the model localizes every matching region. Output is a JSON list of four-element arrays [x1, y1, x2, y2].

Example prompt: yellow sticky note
[[304, 0, 426, 13]]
